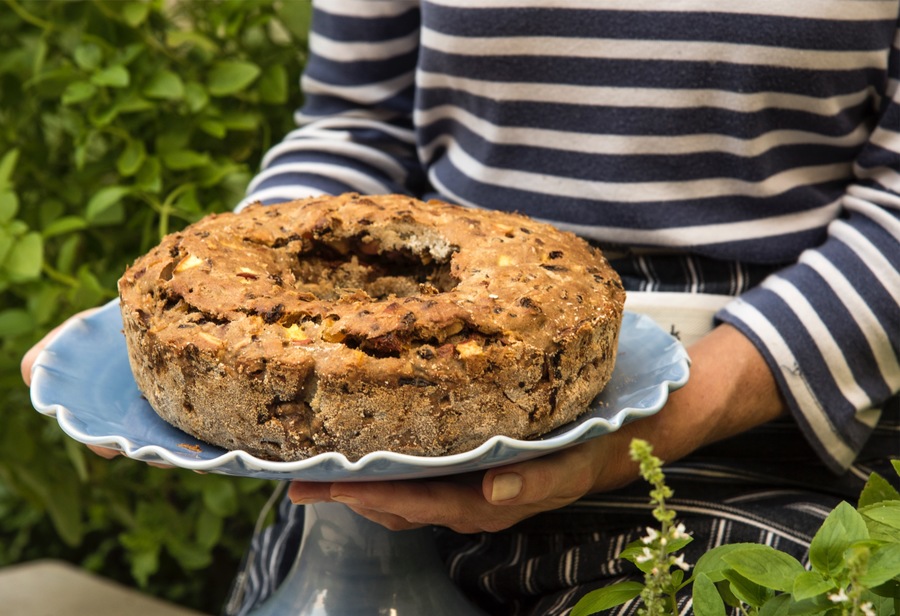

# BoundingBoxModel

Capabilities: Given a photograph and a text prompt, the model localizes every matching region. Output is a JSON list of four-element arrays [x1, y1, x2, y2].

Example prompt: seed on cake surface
[[175, 254, 204, 272], [237, 267, 259, 281], [197, 331, 224, 347], [455, 339, 482, 358], [283, 324, 311, 343]]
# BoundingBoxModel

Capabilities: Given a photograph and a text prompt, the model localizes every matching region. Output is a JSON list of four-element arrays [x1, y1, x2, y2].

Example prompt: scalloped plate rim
[[30, 299, 689, 480]]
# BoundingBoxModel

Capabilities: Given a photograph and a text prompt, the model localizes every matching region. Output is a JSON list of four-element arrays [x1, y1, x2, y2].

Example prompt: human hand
[[288, 323, 787, 533], [20, 309, 172, 466], [287, 432, 638, 533]]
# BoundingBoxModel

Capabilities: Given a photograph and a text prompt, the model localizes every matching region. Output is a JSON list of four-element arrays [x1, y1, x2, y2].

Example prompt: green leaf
[[121, 1, 150, 27], [91, 65, 130, 88], [221, 110, 260, 131], [570, 581, 643, 616], [785, 594, 837, 615], [143, 70, 185, 100], [809, 501, 869, 576], [56, 235, 81, 275], [156, 128, 191, 154], [862, 591, 897, 616], [114, 91, 155, 114], [86, 186, 130, 222], [869, 578, 900, 600], [184, 81, 210, 112], [129, 547, 160, 588], [162, 150, 211, 171], [27, 284, 63, 326], [619, 539, 655, 574], [39, 198, 65, 228], [258, 64, 288, 104], [792, 570, 834, 601], [61, 81, 98, 105], [722, 570, 772, 608], [4, 231, 43, 282], [859, 544, 900, 588], [859, 473, 900, 508], [0, 149, 19, 192], [74, 44, 103, 71], [721, 544, 805, 593], [117, 140, 146, 177], [692, 573, 727, 616], [62, 437, 89, 483], [275, 0, 313, 41], [207, 60, 261, 96], [715, 579, 741, 608], [758, 593, 792, 616], [44, 472, 84, 547], [0, 309, 34, 337], [202, 478, 237, 517], [863, 501, 900, 531], [0, 190, 19, 222], [166, 30, 219, 54], [87, 202, 125, 227], [42, 215, 87, 238], [199, 118, 227, 139], [0, 228, 12, 266], [692, 543, 756, 584], [135, 157, 163, 193], [167, 539, 212, 571], [195, 507, 223, 550], [89, 102, 120, 128]]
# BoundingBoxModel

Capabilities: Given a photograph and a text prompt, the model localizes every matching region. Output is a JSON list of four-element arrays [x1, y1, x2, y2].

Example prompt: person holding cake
[[21, 1, 899, 614]]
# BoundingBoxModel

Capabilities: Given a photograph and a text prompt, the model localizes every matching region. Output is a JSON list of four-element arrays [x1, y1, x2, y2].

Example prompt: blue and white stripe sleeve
[[718, 27, 900, 472], [237, 1, 423, 210]]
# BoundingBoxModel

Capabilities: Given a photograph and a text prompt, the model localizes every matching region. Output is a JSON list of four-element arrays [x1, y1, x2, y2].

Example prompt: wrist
[[587, 322, 786, 494]]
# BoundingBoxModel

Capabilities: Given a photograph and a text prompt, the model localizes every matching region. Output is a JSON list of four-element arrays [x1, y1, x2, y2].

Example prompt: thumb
[[486, 471, 525, 503], [482, 443, 598, 506]]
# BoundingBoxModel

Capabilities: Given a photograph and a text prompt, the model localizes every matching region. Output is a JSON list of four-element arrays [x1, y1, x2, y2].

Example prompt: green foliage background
[[0, 1, 310, 612]]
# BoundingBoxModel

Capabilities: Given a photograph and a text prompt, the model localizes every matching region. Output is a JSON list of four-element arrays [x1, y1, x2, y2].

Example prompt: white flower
[[860, 602, 876, 616], [671, 522, 689, 539], [827, 589, 849, 603], [635, 547, 654, 563], [671, 554, 690, 571], [641, 527, 660, 544]]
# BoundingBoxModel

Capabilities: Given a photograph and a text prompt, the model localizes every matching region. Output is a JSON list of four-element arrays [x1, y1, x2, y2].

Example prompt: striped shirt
[[240, 2, 900, 472]]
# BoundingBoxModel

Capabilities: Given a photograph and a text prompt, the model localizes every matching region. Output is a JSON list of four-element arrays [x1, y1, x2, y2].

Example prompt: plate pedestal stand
[[248, 502, 486, 615]]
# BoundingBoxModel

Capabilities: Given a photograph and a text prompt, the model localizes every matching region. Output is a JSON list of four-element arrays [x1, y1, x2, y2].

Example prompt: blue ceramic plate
[[31, 300, 689, 481]]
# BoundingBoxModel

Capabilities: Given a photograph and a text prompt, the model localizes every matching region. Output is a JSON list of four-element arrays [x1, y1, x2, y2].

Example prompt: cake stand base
[[247, 502, 487, 615]]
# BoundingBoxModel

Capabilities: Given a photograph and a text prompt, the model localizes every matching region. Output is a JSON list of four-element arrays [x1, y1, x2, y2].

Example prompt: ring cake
[[117, 193, 626, 461]]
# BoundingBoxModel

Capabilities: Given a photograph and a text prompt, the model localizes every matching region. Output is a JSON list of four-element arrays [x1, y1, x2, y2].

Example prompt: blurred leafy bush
[[0, 0, 309, 612]]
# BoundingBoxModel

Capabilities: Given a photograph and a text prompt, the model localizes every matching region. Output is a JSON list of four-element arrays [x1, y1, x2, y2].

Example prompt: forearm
[[591, 322, 788, 493]]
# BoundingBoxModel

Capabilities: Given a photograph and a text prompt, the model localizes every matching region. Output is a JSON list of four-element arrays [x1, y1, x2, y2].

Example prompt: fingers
[[334, 479, 490, 531], [288, 481, 337, 504], [86, 444, 174, 469], [20, 330, 56, 387], [482, 441, 599, 507], [26, 308, 178, 472], [344, 505, 428, 531], [87, 444, 121, 459], [286, 442, 607, 534], [289, 478, 494, 532]]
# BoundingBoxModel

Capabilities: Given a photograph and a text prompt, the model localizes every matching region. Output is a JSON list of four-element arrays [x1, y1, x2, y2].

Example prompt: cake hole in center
[[292, 235, 459, 301]]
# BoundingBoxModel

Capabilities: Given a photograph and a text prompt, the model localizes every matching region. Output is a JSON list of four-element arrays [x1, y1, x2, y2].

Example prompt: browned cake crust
[[117, 193, 625, 461]]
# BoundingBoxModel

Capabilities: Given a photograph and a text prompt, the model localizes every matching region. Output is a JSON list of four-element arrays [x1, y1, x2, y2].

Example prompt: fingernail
[[290, 497, 322, 506], [332, 495, 362, 506], [491, 473, 523, 502]]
